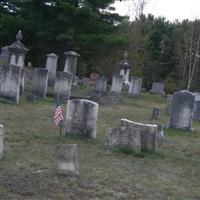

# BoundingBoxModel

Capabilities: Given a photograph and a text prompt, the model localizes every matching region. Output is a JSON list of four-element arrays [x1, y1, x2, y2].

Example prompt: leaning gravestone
[[128, 76, 143, 97], [121, 119, 157, 152], [0, 65, 21, 103], [111, 74, 123, 95], [106, 126, 141, 153], [54, 72, 73, 102], [45, 53, 58, 86], [169, 90, 195, 130], [150, 82, 165, 96], [0, 124, 4, 160], [65, 99, 99, 138], [32, 68, 48, 98], [56, 144, 78, 176], [165, 94, 173, 114]]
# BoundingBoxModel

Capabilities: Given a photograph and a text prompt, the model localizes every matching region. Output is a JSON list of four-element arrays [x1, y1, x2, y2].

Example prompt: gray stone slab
[[150, 82, 165, 95], [121, 119, 158, 152], [94, 76, 107, 93], [128, 76, 143, 97], [106, 126, 141, 153], [56, 144, 78, 176], [32, 68, 48, 98], [54, 72, 73, 102], [169, 90, 195, 131], [0, 124, 4, 160], [111, 74, 123, 95], [0, 65, 21, 103], [65, 99, 99, 138]]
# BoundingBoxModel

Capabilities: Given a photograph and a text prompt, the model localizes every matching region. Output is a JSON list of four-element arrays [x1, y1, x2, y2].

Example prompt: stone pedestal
[[169, 90, 195, 131], [56, 144, 78, 176], [54, 72, 73, 102], [32, 68, 48, 98], [45, 53, 58, 86], [111, 74, 123, 95], [0, 65, 21, 103], [128, 76, 143, 97], [106, 126, 141, 153], [150, 82, 165, 96], [0, 124, 4, 160], [121, 119, 158, 152], [64, 51, 80, 76], [65, 99, 99, 138]]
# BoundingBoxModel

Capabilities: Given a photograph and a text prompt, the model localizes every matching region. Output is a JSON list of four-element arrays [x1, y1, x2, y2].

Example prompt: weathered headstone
[[0, 124, 4, 160], [111, 74, 123, 95], [0, 65, 21, 103], [169, 90, 195, 130], [165, 94, 173, 114], [150, 107, 160, 120], [128, 76, 143, 97], [94, 76, 107, 94], [32, 68, 48, 98], [193, 100, 200, 120], [65, 99, 99, 138], [56, 144, 78, 176], [106, 126, 141, 153], [54, 72, 73, 102], [121, 119, 157, 152], [64, 51, 80, 77], [150, 82, 165, 96], [45, 53, 58, 86]]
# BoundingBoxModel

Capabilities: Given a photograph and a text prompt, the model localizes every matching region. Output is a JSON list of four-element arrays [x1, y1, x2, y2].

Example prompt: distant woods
[[1, 0, 200, 92]]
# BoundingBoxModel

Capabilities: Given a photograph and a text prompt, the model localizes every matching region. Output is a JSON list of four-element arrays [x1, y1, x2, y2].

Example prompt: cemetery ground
[[0, 90, 200, 200]]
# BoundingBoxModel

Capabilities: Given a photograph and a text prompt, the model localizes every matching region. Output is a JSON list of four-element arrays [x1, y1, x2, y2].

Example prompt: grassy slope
[[0, 91, 200, 200]]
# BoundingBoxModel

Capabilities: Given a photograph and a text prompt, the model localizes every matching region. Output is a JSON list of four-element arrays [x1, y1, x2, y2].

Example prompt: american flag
[[53, 97, 64, 126]]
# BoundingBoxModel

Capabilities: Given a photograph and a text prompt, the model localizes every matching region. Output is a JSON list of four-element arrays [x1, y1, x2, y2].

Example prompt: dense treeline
[[1, 0, 200, 92]]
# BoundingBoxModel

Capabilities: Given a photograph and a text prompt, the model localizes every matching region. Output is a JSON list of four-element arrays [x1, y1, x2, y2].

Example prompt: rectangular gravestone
[[111, 74, 123, 95], [54, 72, 73, 102], [65, 99, 99, 138], [121, 119, 157, 152], [169, 90, 195, 131], [150, 82, 165, 96], [32, 68, 48, 98], [94, 76, 107, 94], [128, 76, 143, 97], [0, 65, 21, 103], [56, 144, 78, 176], [0, 124, 4, 160]]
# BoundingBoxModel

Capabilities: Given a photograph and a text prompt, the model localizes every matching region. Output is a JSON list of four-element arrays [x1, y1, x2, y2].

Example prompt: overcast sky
[[113, 0, 200, 21]]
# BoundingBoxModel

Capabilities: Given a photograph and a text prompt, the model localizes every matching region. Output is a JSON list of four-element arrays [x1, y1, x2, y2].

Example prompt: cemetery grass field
[[0, 90, 200, 200]]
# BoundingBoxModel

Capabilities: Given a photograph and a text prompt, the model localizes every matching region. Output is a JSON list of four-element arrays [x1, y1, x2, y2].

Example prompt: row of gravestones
[[0, 98, 164, 176], [166, 90, 200, 130]]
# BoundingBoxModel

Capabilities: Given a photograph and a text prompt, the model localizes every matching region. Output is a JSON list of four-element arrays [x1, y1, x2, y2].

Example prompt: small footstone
[[56, 144, 78, 176]]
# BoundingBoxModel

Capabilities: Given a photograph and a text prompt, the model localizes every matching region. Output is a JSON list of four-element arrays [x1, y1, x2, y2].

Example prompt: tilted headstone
[[0, 124, 4, 160], [165, 94, 173, 114], [111, 74, 123, 95], [0, 65, 21, 103], [64, 51, 80, 77], [45, 53, 58, 86], [128, 76, 143, 97], [150, 82, 165, 95], [54, 72, 73, 102], [65, 99, 99, 138], [32, 68, 48, 98], [150, 107, 160, 120], [121, 119, 157, 152], [169, 90, 195, 131], [106, 126, 141, 153], [94, 76, 107, 94], [56, 144, 78, 176]]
